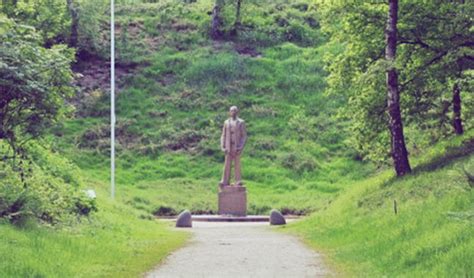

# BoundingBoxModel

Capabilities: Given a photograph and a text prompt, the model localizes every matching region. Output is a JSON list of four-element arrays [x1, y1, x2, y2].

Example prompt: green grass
[[285, 131, 474, 277], [56, 0, 373, 217], [104, 151, 373, 216], [0, 176, 189, 277], [2, 0, 472, 276]]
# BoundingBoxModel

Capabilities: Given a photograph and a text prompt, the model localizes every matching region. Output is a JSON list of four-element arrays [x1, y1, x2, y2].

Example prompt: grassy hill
[[287, 132, 474, 277], [53, 0, 373, 217]]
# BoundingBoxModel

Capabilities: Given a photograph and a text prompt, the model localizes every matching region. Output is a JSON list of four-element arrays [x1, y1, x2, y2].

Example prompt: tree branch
[[400, 50, 448, 91]]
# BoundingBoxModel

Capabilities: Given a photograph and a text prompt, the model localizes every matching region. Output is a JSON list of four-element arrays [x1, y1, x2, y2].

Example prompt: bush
[[280, 152, 318, 174], [76, 0, 110, 58], [0, 143, 97, 225], [5, 0, 69, 45], [153, 205, 177, 216]]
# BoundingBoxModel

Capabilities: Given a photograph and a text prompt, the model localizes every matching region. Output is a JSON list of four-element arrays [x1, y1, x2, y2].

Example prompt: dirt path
[[146, 221, 330, 278]]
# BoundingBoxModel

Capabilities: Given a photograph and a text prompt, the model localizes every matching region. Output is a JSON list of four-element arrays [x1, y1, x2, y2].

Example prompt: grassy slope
[[55, 0, 373, 217], [0, 174, 189, 277], [285, 131, 474, 277]]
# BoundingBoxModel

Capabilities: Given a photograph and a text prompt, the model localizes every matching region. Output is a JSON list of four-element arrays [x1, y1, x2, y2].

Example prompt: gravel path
[[146, 221, 330, 278]]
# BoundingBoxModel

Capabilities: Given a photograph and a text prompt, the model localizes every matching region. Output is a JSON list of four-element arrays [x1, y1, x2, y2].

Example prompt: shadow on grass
[[381, 137, 474, 188], [412, 137, 474, 174]]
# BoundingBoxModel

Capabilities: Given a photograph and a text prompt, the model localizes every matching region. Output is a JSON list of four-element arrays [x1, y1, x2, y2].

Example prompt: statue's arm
[[239, 121, 247, 150]]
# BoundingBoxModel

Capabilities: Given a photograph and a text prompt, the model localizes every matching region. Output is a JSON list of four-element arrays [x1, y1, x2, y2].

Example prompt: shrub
[[76, 0, 110, 58], [153, 205, 177, 216], [0, 143, 97, 225], [253, 138, 277, 151], [5, 0, 69, 45], [0, 17, 75, 156], [280, 151, 319, 174]]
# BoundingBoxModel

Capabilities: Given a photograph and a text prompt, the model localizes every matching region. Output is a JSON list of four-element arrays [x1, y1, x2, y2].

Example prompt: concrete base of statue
[[218, 185, 247, 216]]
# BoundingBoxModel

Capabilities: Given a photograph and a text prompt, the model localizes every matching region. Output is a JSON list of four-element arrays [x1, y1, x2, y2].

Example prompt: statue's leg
[[220, 154, 231, 186], [234, 153, 242, 186]]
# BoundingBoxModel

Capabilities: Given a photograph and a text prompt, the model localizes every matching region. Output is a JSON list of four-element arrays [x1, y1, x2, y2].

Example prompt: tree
[[0, 16, 75, 159], [385, 0, 411, 176], [74, 0, 110, 59], [210, 0, 225, 40], [66, 0, 79, 48], [316, 1, 473, 165], [2, 0, 70, 46], [232, 0, 242, 35], [396, 1, 473, 138], [452, 82, 463, 134]]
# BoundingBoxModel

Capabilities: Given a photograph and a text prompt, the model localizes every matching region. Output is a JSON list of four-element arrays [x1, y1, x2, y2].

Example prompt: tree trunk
[[210, 0, 224, 40], [67, 0, 79, 48], [452, 82, 464, 134], [234, 0, 242, 30], [385, 0, 411, 176]]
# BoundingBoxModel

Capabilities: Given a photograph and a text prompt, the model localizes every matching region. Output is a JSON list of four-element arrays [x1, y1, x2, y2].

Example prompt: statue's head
[[229, 106, 239, 118]]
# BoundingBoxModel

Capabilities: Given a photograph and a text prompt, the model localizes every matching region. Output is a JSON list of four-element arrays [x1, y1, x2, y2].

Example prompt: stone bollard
[[269, 209, 286, 225], [176, 210, 192, 228]]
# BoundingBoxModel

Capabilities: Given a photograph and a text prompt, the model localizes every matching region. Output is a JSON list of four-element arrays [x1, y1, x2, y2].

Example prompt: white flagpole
[[110, 0, 116, 199]]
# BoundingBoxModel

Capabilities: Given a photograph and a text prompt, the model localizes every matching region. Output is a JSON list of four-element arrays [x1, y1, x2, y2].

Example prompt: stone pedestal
[[218, 185, 247, 216]]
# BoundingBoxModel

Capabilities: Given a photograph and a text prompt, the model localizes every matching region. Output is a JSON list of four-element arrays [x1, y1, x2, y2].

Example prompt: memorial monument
[[218, 106, 248, 216]]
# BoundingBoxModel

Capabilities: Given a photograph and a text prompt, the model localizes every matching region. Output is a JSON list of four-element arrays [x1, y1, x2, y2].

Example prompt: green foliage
[[0, 143, 96, 225], [0, 9, 102, 228], [0, 16, 75, 156], [316, 1, 473, 163], [1, 0, 70, 45], [75, 0, 110, 58], [0, 0, 110, 58]]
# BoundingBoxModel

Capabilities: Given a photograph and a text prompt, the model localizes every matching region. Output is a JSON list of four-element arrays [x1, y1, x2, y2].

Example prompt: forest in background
[[0, 0, 473, 276]]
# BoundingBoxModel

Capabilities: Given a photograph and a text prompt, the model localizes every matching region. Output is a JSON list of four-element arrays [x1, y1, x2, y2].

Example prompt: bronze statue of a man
[[219, 106, 247, 187]]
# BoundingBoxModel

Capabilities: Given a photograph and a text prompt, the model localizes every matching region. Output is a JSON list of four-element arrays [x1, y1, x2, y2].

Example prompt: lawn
[[285, 132, 474, 277]]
